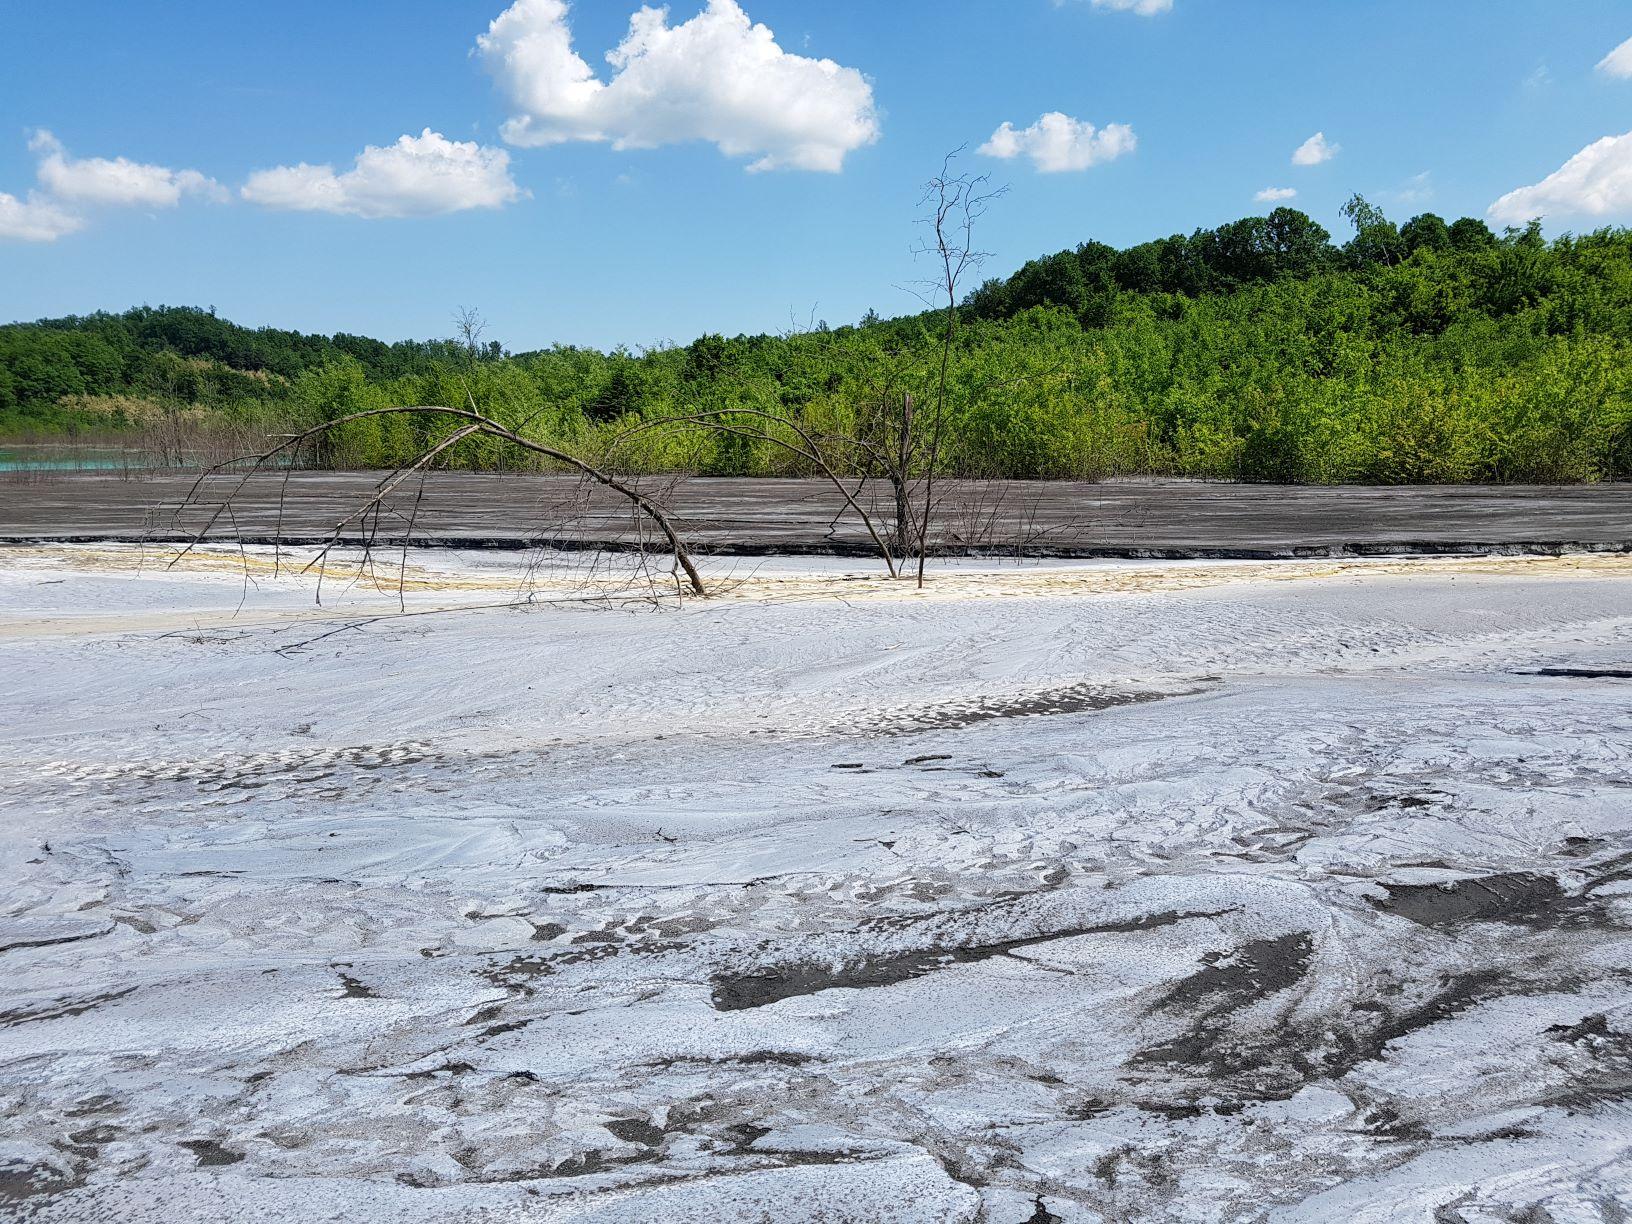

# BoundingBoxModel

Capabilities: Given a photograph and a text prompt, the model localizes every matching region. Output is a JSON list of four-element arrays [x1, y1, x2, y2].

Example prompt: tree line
[[4, 196, 1631, 484]]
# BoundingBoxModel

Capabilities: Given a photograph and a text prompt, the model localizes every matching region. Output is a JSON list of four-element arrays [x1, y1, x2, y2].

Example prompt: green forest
[[4, 196, 1632, 484]]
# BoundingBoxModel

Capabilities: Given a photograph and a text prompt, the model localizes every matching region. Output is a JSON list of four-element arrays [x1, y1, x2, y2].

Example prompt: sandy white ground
[[1, 545, 1630, 1223]]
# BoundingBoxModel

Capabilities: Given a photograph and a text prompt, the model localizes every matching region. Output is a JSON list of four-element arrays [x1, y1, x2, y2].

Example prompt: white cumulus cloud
[[29, 130, 222, 208], [0, 191, 84, 243], [1597, 36, 1632, 79], [476, 0, 880, 173], [0, 131, 220, 243], [1292, 131, 1339, 166], [1488, 130, 1632, 226], [1087, 0, 1174, 14], [1255, 186, 1297, 203], [242, 129, 523, 219], [979, 112, 1136, 174]]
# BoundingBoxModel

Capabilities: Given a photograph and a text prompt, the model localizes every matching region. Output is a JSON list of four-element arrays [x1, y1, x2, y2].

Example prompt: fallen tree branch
[[172, 404, 709, 598]]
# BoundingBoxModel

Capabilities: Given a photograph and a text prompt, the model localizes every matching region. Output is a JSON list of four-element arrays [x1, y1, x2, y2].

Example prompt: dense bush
[[4, 199, 1631, 483]]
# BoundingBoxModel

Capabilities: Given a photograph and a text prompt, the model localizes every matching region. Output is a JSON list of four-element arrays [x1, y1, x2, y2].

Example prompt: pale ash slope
[[1, 550, 1630, 1223]]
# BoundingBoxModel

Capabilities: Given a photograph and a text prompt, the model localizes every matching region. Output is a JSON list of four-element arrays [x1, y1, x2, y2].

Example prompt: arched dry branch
[[171, 404, 709, 599]]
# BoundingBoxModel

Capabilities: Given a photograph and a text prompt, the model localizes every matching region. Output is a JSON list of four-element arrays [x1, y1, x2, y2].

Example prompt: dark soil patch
[[180, 1140, 244, 1167], [604, 1119, 665, 1147], [0, 1161, 82, 1202], [1370, 873, 1605, 929]]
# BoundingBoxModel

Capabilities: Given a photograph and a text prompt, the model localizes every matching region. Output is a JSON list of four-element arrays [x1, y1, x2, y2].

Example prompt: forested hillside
[[5, 197, 1631, 483]]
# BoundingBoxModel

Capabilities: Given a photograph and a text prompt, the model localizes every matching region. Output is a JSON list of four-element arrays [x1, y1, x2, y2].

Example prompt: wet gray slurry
[[3, 470, 1629, 557]]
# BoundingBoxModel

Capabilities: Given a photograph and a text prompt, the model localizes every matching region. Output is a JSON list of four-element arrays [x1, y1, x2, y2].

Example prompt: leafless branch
[[172, 404, 710, 599]]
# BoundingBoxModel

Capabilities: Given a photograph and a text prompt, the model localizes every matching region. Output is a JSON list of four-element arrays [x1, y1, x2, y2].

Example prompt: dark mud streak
[[0, 927, 111, 956], [1164, 967, 1514, 1104], [711, 909, 1228, 1012], [1322, 971, 1512, 1082], [1521, 668, 1632, 680], [1534, 1011, 1632, 1111], [645, 1050, 816, 1070], [1151, 934, 1316, 1015], [469, 1148, 663, 1184], [479, 938, 685, 995], [855, 684, 1210, 738], [0, 987, 136, 1028], [336, 972, 377, 999], [1132, 934, 1317, 1081], [1130, 924, 1535, 1104]]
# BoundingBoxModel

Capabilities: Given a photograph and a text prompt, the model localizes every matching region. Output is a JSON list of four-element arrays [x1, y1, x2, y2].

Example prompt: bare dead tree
[[905, 152, 1006, 586], [454, 307, 487, 365], [606, 154, 1005, 587], [843, 338, 938, 561]]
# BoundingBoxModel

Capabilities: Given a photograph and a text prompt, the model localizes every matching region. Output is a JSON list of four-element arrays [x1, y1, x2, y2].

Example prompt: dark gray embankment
[[0, 471, 1627, 560]]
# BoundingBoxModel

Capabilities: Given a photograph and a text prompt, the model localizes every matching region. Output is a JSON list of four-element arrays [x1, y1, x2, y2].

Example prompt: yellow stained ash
[[0, 544, 521, 593], [720, 552, 1632, 603], [2, 545, 1629, 630]]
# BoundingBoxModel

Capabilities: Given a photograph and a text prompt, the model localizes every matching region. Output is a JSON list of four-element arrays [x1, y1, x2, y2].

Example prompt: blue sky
[[2, 0, 1630, 350]]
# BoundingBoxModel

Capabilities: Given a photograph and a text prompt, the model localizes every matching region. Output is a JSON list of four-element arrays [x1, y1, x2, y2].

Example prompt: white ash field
[[3, 545, 1631, 1224]]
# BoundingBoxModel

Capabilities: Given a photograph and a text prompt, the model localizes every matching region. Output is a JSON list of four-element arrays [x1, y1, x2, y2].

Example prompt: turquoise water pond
[[0, 446, 163, 472], [0, 448, 137, 472]]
